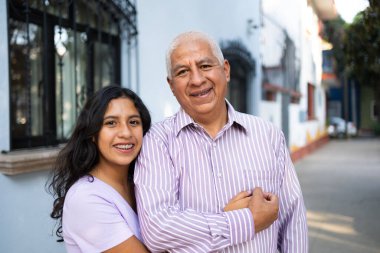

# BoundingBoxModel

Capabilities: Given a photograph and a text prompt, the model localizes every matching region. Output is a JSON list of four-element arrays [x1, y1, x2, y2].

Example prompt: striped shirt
[[134, 102, 308, 252]]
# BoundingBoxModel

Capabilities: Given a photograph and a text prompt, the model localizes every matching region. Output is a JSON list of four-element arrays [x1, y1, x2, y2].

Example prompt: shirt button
[[217, 173, 222, 178], [212, 143, 217, 147]]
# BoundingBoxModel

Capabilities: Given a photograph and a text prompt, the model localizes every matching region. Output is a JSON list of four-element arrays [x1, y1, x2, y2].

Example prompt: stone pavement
[[295, 138, 380, 253]]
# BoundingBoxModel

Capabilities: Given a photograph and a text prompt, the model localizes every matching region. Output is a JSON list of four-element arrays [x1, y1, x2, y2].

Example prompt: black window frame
[[8, 0, 122, 150]]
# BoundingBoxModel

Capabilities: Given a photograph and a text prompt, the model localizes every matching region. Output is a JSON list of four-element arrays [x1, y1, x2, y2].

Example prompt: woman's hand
[[224, 191, 252, 212]]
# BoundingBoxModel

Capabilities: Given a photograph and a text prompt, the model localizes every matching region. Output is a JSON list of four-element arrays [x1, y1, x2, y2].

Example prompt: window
[[228, 64, 248, 113], [8, 0, 133, 149], [371, 100, 379, 121], [307, 82, 315, 120], [222, 41, 256, 114]]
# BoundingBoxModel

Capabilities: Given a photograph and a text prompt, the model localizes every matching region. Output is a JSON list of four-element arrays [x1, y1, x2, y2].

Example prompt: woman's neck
[[91, 164, 136, 210]]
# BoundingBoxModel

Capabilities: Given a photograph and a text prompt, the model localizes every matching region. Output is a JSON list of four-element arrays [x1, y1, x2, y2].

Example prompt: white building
[[259, 0, 336, 160], [0, 0, 335, 251]]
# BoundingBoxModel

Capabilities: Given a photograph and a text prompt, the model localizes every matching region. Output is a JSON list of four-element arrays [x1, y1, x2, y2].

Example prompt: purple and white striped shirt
[[135, 102, 308, 252]]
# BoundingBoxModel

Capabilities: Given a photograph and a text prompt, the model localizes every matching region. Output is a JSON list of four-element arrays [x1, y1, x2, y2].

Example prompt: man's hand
[[224, 191, 251, 212], [249, 187, 279, 233]]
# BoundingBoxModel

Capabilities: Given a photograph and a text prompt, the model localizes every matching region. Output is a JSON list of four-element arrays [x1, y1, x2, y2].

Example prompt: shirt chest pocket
[[243, 168, 281, 195]]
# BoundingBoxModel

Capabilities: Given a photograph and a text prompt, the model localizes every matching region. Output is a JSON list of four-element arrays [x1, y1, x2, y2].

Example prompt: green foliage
[[321, 16, 347, 75], [372, 122, 380, 136], [344, 1, 380, 88], [344, 1, 380, 122]]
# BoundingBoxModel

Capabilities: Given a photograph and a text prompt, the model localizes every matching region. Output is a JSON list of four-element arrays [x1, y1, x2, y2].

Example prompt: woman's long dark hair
[[47, 85, 151, 242]]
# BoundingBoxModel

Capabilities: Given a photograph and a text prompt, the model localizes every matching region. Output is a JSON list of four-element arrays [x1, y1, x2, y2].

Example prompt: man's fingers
[[230, 191, 251, 202], [252, 187, 263, 198], [263, 192, 277, 201], [224, 193, 251, 211], [249, 188, 279, 233]]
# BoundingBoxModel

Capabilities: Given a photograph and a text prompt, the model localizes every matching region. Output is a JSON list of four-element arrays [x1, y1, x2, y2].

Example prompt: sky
[[334, 0, 370, 23]]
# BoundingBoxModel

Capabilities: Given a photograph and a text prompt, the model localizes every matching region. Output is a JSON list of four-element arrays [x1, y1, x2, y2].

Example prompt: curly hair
[[47, 85, 151, 242]]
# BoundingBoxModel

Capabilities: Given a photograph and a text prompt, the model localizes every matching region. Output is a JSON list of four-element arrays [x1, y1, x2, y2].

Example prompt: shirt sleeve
[[63, 188, 134, 252], [276, 133, 309, 252], [134, 130, 255, 252]]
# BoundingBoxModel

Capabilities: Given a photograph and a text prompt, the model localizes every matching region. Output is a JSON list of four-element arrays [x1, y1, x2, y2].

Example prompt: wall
[[0, 170, 65, 253], [0, 1, 63, 251], [260, 0, 327, 150], [260, 99, 282, 128]]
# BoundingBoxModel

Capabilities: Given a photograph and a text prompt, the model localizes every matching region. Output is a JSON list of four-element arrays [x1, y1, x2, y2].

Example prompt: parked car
[[327, 117, 357, 138]]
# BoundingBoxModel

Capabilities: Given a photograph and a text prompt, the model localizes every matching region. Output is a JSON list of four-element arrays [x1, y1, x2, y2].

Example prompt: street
[[295, 138, 380, 253]]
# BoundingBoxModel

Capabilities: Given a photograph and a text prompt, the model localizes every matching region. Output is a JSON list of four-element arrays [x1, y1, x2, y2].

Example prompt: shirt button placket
[[212, 142, 221, 179], [210, 140, 223, 211]]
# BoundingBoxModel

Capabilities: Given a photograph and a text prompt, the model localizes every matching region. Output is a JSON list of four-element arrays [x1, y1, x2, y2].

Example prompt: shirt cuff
[[224, 208, 255, 246], [204, 213, 230, 238]]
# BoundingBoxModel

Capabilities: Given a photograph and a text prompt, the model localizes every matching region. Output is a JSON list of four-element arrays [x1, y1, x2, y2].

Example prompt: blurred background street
[[296, 138, 380, 253]]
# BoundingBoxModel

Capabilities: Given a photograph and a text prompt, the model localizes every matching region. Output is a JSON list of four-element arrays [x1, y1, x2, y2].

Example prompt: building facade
[[0, 0, 139, 252], [0, 0, 335, 251], [259, 0, 336, 160]]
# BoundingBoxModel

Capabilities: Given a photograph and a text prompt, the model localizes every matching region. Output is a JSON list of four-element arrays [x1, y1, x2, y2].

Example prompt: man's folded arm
[[134, 134, 255, 252]]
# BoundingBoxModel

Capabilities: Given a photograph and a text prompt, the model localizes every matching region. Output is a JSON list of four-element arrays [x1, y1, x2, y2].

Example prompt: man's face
[[167, 39, 230, 122]]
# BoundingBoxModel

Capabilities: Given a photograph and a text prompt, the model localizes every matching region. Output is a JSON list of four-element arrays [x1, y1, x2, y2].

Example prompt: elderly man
[[134, 31, 308, 252]]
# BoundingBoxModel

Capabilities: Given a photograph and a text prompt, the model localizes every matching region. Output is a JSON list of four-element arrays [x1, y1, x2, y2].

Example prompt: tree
[[344, 0, 380, 122], [321, 16, 346, 76]]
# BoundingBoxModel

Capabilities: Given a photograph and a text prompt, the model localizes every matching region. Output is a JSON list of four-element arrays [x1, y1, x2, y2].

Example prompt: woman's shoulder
[[63, 175, 139, 232], [65, 176, 138, 217], [62, 176, 141, 251], [65, 176, 132, 208]]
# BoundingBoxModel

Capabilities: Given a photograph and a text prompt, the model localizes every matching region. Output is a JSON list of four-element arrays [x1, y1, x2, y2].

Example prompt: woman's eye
[[104, 120, 116, 126], [130, 120, 141, 126]]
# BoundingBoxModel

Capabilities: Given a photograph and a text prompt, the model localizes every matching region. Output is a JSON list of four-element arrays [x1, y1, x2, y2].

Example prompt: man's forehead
[[172, 55, 218, 69], [171, 42, 215, 61]]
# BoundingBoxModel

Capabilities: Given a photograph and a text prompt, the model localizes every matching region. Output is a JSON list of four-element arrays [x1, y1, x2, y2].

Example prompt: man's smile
[[190, 87, 212, 97]]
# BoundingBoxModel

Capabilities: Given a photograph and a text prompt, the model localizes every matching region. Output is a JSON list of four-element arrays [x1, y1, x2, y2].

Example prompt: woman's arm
[[104, 235, 150, 253]]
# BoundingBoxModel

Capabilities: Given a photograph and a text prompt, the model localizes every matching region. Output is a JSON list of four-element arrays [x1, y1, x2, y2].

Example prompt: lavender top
[[62, 176, 142, 253], [134, 101, 308, 253]]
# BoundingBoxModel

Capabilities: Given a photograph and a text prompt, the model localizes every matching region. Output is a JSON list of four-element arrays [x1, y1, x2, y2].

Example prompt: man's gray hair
[[166, 31, 225, 79]]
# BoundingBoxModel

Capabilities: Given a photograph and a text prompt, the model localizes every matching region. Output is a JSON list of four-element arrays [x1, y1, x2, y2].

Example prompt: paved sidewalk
[[295, 138, 380, 253]]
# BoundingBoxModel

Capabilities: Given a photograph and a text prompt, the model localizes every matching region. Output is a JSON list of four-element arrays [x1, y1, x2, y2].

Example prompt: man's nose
[[189, 68, 206, 86]]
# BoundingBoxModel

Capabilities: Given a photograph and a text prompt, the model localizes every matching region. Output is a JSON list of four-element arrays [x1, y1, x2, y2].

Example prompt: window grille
[[8, 0, 137, 149]]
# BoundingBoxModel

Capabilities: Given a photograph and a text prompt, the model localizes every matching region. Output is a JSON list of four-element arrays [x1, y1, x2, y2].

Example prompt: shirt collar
[[174, 99, 248, 136]]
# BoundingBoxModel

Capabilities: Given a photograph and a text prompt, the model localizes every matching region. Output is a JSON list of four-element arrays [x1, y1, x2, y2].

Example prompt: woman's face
[[96, 97, 143, 170]]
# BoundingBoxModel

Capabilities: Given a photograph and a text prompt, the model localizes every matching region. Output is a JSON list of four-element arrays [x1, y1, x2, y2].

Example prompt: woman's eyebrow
[[103, 114, 140, 120], [128, 114, 141, 119]]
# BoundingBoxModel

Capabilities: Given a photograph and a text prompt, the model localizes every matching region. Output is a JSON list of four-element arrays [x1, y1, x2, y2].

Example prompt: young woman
[[49, 86, 151, 253]]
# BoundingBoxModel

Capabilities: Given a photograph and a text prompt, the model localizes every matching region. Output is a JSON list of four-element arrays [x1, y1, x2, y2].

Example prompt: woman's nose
[[118, 124, 132, 138]]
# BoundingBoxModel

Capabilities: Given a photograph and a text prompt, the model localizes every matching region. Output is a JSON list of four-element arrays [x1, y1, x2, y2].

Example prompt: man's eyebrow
[[172, 64, 187, 73], [196, 57, 220, 66], [197, 57, 214, 63]]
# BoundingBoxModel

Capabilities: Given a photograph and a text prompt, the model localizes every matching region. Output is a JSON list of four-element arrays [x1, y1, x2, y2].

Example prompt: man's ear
[[167, 77, 175, 94], [224, 59, 231, 82]]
